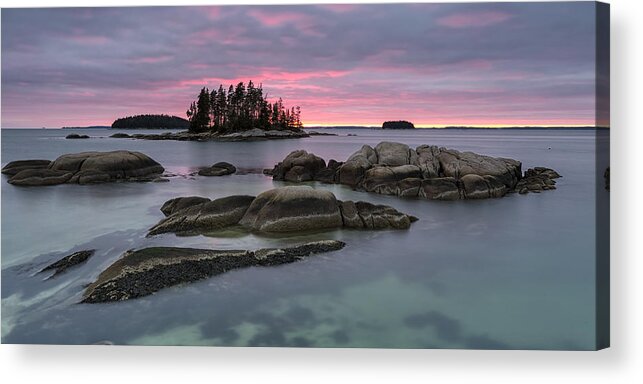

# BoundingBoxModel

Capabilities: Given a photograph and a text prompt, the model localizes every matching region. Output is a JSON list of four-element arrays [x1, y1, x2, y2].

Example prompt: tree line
[[112, 114, 190, 129], [186, 80, 303, 133]]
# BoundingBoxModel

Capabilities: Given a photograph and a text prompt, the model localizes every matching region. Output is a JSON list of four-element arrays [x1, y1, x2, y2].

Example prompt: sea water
[[0, 128, 607, 349]]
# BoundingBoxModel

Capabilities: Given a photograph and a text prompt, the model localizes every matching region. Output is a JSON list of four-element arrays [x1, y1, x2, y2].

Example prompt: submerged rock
[[269, 141, 560, 200], [197, 161, 236, 176], [65, 133, 90, 139], [5, 151, 164, 186], [40, 250, 95, 278], [81, 240, 346, 303], [148, 186, 417, 236]]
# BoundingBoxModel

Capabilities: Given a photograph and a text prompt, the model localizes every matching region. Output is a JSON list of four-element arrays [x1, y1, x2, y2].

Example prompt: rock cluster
[[110, 128, 309, 142], [514, 167, 562, 194], [269, 142, 561, 200], [148, 186, 417, 236], [81, 240, 346, 303], [2, 151, 165, 186]]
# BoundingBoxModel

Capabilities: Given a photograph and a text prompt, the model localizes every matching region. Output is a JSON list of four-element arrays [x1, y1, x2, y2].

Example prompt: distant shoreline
[[5, 125, 608, 130]]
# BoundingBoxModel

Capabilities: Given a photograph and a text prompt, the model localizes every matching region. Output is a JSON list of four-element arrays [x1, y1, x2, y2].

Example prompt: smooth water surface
[[1, 128, 605, 349]]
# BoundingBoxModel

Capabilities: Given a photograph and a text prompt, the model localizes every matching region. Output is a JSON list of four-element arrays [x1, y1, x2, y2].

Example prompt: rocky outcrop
[[514, 167, 561, 194], [269, 142, 560, 200], [110, 128, 309, 142], [81, 240, 346, 303], [198, 162, 236, 176], [148, 186, 417, 236], [269, 150, 327, 182], [604, 167, 610, 191], [40, 250, 94, 279], [1, 160, 51, 176], [5, 151, 165, 186], [65, 133, 90, 139]]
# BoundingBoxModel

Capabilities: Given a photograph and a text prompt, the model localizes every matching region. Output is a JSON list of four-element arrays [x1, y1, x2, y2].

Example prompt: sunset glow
[[1, 3, 601, 128]]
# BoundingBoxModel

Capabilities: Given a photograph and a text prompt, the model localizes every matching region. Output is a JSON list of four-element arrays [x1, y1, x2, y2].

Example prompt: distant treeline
[[111, 114, 190, 129], [382, 121, 415, 129], [187, 80, 302, 133]]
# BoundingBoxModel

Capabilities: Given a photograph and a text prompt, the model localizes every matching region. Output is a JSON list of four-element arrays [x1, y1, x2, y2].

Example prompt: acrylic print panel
[[0, 2, 609, 350]]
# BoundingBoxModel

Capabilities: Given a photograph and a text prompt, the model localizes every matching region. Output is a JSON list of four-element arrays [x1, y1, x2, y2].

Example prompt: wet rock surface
[[40, 250, 95, 279], [5, 151, 165, 186], [270, 142, 561, 200], [81, 240, 346, 303], [148, 186, 417, 236]]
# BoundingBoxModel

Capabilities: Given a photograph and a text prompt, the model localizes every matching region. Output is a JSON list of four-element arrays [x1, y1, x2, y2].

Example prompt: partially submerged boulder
[[515, 167, 561, 194], [5, 151, 164, 186], [40, 250, 95, 279], [81, 240, 346, 303], [148, 186, 417, 236], [198, 162, 236, 177], [269, 142, 560, 200], [65, 133, 90, 139]]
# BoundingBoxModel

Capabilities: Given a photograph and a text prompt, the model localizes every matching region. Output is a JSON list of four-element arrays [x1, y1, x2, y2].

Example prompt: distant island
[[382, 120, 415, 129], [111, 114, 190, 129]]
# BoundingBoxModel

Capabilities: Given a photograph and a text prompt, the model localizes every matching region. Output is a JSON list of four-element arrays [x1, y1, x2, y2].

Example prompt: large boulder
[[418, 178, 461, 201], [414, 145, 442, 178], [361, 165, 423, 194], [270, 150, 326, 182], [160, 196, 211, 216], [338, 200, 417, 229], [374, 141, 417, 166], [1, 160, 51, 176], [239, 186, 343, 232], [49, 151, 164, 179], [6, 151, 165, 186], [149, 195, 255, 236], [338, 145, 377, 186], [198, 162, 236, 176], [81, 241, 346, 303]]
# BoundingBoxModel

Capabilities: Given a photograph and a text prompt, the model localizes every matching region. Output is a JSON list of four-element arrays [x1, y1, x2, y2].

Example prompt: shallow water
[[1, 127, 607, 349]]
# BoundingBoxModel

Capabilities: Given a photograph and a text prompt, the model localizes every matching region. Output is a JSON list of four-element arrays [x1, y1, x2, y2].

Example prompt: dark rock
[[418, 178, 461, 200], [1, 160, 51, 176], [340, 200, 414, 229], [239, 186, 343, 232], [198, 161, 236, 176], [515, 167, 562, 195], [65, 133, 90, 139], [270, 150, 326, 182], [40, 250, 95, 278], [149, 187, 418, 236], [81, 241, 346, 303], [109, 133, 131, 138], [160, 196, 211, 216], [314, 159, 342, 183], [8, 169, 74, 186], [6, 151, 164, 186], [149, 195, 255, 236], [604, 167, 610, 191]]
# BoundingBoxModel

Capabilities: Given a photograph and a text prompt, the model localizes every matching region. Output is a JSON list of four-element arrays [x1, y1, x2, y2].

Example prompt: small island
[[111, 114, 190, 129], [382, 120, 415, 129]]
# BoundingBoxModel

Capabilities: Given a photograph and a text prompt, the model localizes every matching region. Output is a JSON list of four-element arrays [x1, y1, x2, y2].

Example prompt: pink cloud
[[437, 11, 513, 28], [247, 9, 322, 36], [131, 55, 173, 64]]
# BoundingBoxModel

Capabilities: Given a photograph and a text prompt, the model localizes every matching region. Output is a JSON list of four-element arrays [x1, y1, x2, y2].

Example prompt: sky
[[1, 2, 602, 128]]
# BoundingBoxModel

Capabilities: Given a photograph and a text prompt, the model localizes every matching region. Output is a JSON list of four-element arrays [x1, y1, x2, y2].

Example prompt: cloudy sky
[[1, 2, 600, 128]]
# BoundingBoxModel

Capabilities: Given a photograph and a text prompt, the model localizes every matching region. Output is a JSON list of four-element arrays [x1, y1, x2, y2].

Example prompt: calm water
[[1, 128, 607, 349]]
